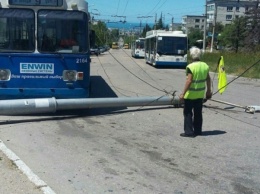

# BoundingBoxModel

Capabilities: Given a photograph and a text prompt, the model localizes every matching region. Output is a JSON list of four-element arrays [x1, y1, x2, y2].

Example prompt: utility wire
[[108, 49, 172, 95], [122, 0, 129, 15]]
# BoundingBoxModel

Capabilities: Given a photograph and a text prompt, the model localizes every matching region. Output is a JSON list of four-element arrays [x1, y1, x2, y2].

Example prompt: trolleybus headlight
[[184, 54, 187, 61], [0, 69, 11, 81], [63, 70, 77, 81]]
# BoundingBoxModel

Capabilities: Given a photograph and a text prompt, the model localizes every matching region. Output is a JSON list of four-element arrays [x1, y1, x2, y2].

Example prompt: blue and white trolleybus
[[0, 0, 91, 99], [145, 30, 188, 67], [131, 38, 145, 58]]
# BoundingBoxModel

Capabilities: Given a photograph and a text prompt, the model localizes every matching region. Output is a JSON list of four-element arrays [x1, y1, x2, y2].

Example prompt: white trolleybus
[[145, 30, 188, 68], [131, 38, 145, 58], [0, 0, 91, 99]]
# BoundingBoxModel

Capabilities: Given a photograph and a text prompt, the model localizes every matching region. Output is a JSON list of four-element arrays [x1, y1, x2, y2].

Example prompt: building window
[[236, 7, 239, 12], [209, 14, 214, 20], [195, 19, 200, 23], [195, 25, 200, 28], [207, 4, 215, 11], [226, 15, 232, 20], [227, 6, 233, 12]]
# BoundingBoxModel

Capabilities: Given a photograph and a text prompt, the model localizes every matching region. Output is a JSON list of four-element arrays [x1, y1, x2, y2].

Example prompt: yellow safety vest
[[184, 61, 209, 100]]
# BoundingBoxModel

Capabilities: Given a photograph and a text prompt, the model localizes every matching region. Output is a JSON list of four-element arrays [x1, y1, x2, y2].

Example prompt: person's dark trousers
[[183, 98, 203, 135]]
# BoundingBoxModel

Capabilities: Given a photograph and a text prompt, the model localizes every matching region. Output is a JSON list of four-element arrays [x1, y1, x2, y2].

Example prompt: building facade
[[207, 0, 259, 26], [182, 0, 259, 34], [181, 15, 206, 34]]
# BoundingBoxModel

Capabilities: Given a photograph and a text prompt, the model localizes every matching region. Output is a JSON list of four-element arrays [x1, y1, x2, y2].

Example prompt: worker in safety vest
[[179, 47, 212, 137]]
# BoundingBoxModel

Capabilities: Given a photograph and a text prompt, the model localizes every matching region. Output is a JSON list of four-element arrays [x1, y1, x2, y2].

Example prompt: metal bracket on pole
[[208, 98, 259, 114], [245, 106, 260, 114]]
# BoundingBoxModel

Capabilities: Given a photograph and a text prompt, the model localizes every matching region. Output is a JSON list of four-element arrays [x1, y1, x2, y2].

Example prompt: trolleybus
[[145, 30, 188, 67], [131, 38, 145, 58], [0, 0, 91, 99]]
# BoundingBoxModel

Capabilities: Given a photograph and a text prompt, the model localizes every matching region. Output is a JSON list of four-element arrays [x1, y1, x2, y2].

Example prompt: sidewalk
[[0, 150, 43, 194]]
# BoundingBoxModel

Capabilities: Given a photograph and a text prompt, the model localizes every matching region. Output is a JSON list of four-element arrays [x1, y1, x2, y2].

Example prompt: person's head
[[189, 47, 202, 61]]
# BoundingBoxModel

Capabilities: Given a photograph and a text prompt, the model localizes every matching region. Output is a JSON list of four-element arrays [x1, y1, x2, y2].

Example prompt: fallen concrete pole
[[0, 96, 181, 115]]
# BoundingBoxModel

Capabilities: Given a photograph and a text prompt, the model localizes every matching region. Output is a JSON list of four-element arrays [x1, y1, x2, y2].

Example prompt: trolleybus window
[[157, 36, 187, 55], [136, 40, 144, 49], [9, 0, 63, 7], [37, 10, 88, 53], [0, 9, 35, 52]]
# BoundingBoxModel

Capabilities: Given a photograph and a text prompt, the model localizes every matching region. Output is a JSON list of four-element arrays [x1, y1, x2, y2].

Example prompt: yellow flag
[[218, 56, 227, 94]]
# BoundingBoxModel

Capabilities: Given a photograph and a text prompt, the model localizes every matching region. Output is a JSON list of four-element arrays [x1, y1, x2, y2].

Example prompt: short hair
[[189, 47, 202, 60]]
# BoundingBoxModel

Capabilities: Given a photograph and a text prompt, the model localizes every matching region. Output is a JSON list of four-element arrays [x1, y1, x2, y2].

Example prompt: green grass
[[188, 52, 260, 79]]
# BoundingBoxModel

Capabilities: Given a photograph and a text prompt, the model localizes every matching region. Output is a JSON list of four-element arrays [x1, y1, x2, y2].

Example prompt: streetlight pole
[[167, 13, 174, 31]]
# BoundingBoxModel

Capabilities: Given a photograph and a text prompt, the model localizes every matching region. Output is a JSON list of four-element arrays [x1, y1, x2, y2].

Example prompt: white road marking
[[0, 139, 56, 194]]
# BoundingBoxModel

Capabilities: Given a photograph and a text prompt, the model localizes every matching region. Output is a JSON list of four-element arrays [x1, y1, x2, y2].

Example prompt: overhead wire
[[116, 0, 121, 16], [122, 0, 129, 15], [121, 48, 170, 91], [108, 49, 173, 95], [95, 55, 131, 97]]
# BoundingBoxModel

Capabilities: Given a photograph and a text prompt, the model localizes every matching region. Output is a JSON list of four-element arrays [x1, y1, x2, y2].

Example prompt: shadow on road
[[200, 130, 227, 136]]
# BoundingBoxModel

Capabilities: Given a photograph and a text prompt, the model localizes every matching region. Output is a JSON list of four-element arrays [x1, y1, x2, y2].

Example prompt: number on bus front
[[76, 58, 88, 63]]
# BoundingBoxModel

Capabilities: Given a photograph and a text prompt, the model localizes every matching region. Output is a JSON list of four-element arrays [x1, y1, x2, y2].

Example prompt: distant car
[[98, 46, 106, 53], [90, 46, 100, 55]]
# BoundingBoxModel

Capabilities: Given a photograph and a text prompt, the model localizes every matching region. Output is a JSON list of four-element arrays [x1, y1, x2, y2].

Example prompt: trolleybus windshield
[[9, 0, 63, 7], [0, 9, 35, 52], [37, 10, 88, 53], [157, 36, 187, 55], [136, 40, 144, 49]]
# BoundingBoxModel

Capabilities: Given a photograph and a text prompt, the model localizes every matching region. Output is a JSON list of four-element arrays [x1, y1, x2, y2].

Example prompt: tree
[[153, 13, 165, 30], [218, 17, 247, 52], [142, 24, 152, 38], [244, 2, 260, 51], [91, 21, 109, 46], [187, 28, 203, 48], [110, 29, 120, 42], [208, 22, 224, 35]]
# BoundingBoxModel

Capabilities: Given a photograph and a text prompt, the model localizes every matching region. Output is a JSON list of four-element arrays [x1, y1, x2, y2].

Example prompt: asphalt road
[[0, 49, 260, 194]]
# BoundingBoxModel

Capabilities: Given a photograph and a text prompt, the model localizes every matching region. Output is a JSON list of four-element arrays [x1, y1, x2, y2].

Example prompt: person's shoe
[[180, 133, 195, 138]]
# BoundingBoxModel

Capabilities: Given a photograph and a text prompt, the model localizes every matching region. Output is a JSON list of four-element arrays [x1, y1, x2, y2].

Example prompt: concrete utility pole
[[154, 13, 157, 30], [203, 0, 207, 52], [167, 13, 174, 31], [0, 96, 181, 115], [210, 3, 217, 53]]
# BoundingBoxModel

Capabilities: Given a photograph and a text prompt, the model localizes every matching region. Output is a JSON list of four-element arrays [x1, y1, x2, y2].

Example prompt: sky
[[86, 0, 206, 25]]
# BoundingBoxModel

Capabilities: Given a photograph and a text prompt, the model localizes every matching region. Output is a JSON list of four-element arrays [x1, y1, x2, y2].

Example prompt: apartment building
[[182, 0, 258, 34], [207, 0, 259, 26], [181, 15, 206, 34]]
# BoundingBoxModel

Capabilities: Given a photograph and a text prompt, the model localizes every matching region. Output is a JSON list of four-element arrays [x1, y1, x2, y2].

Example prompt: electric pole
[[203, 0, 207, 52]]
